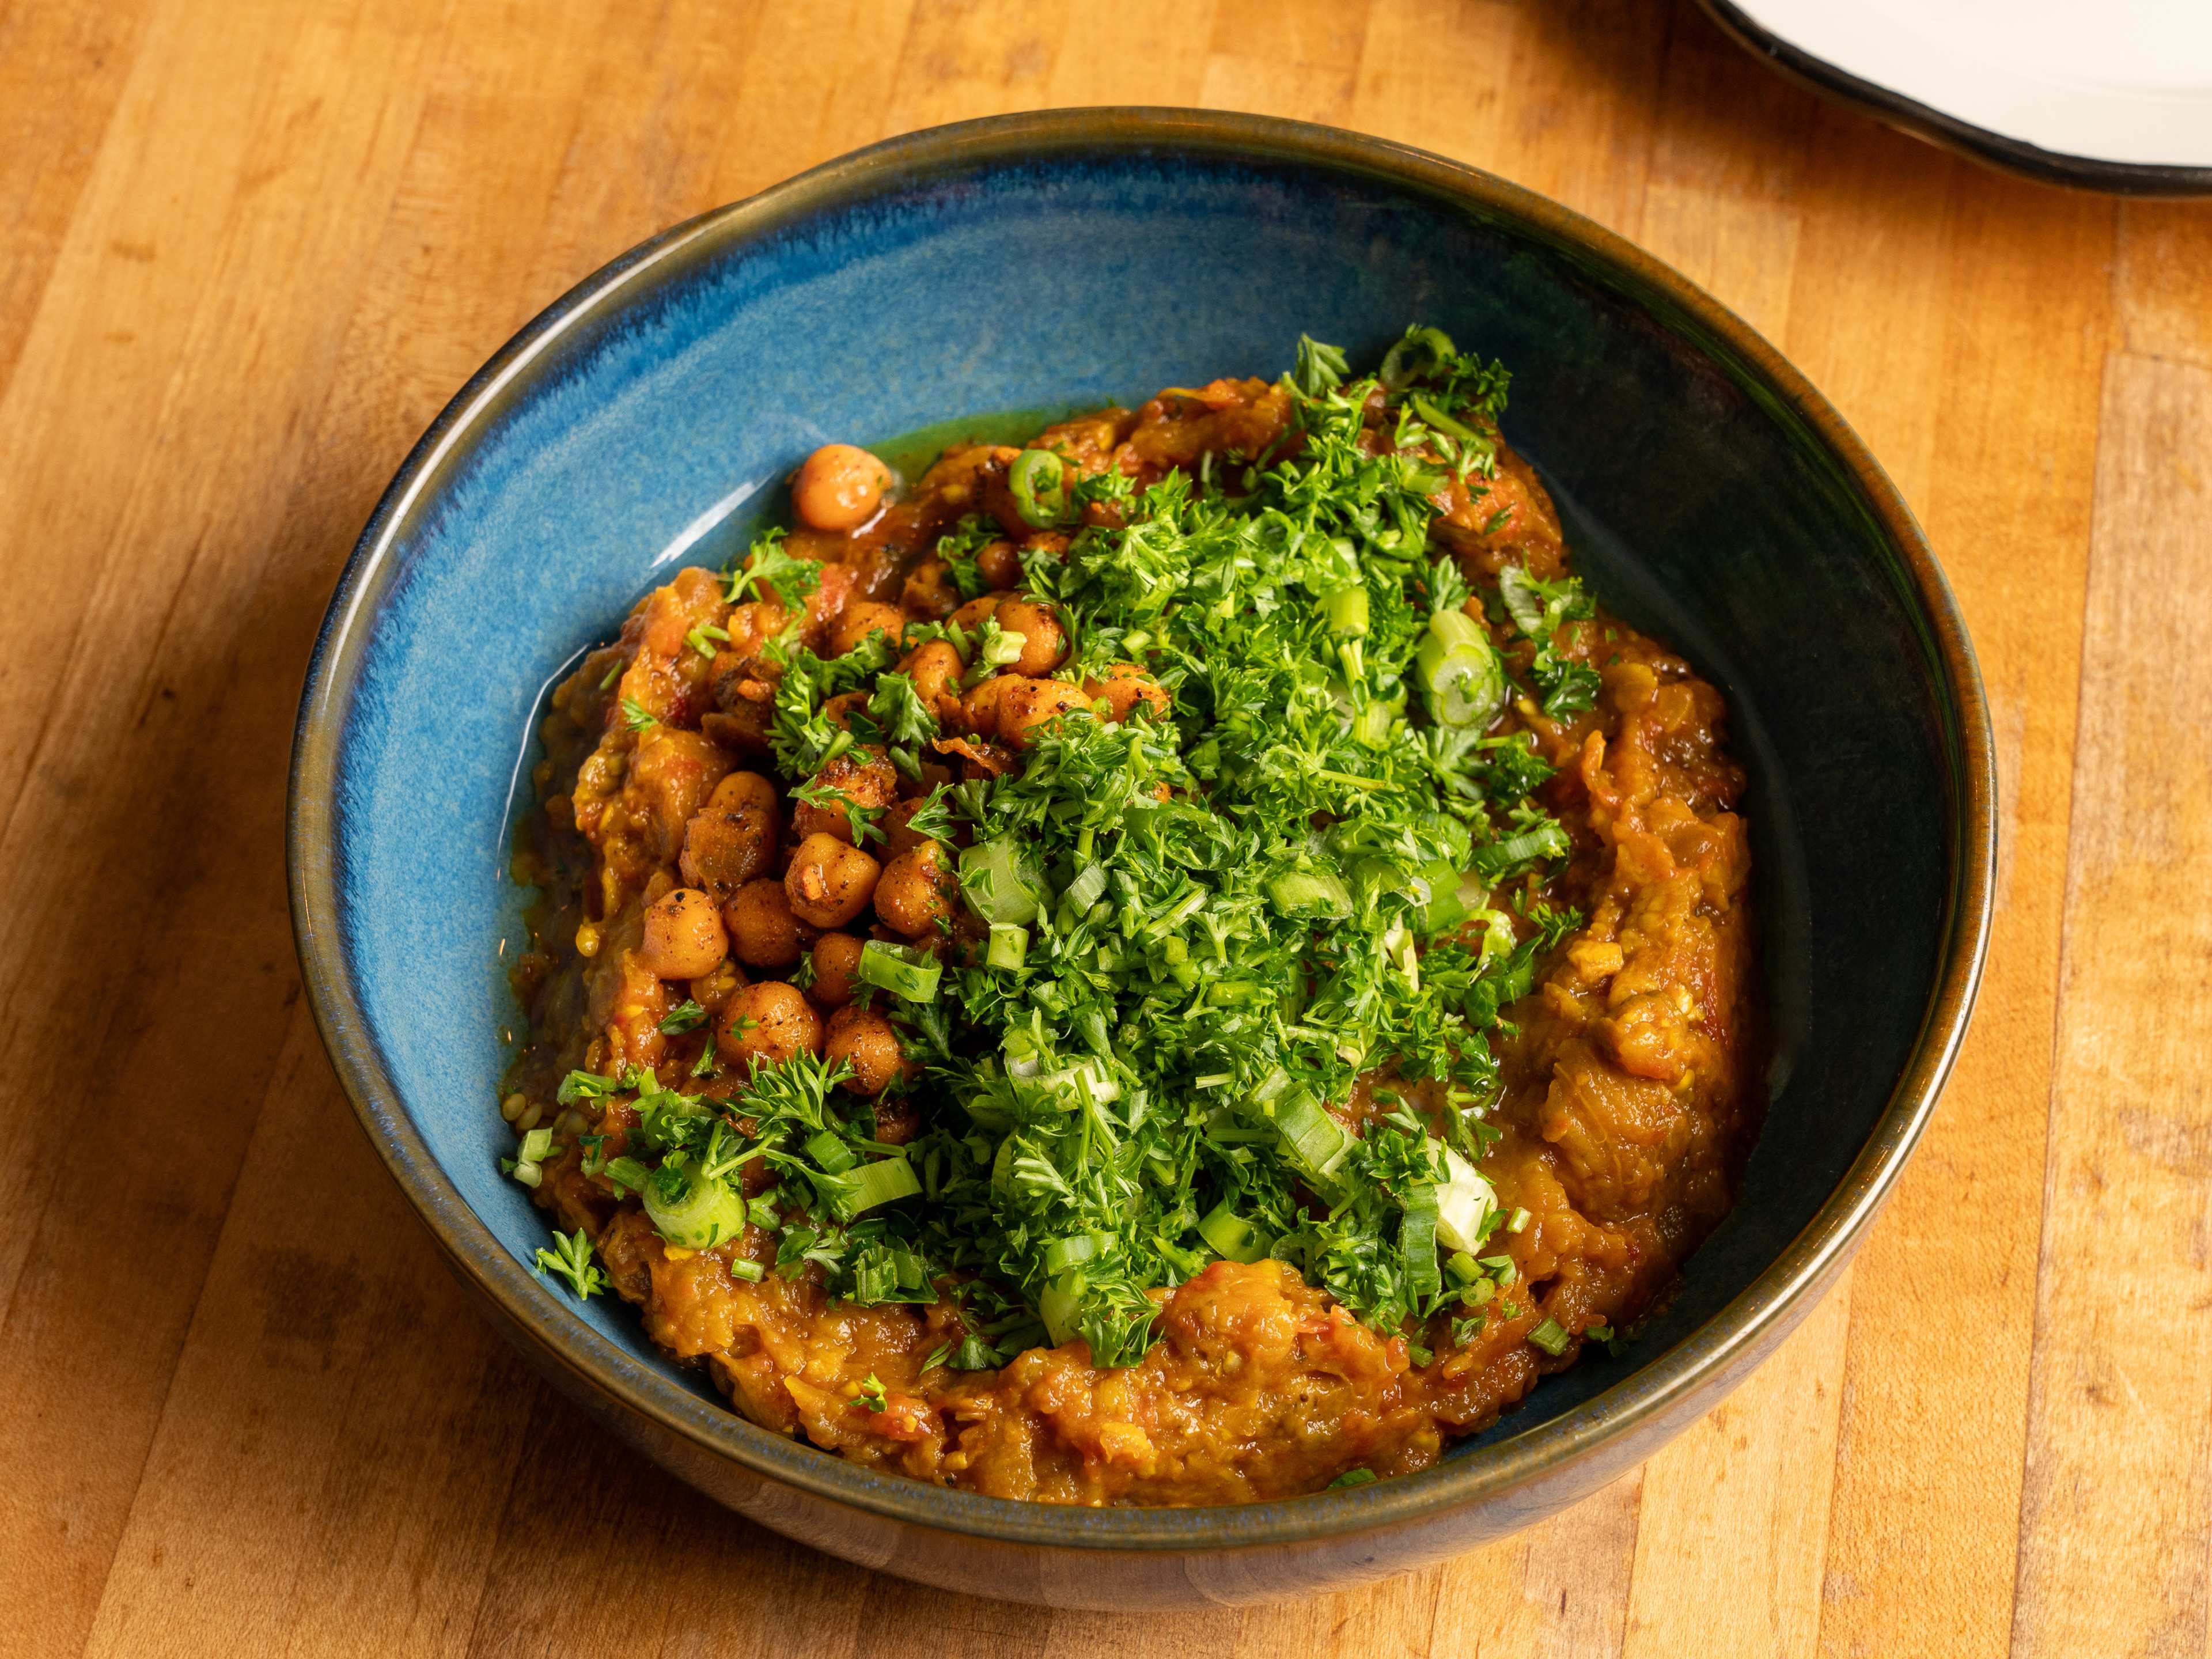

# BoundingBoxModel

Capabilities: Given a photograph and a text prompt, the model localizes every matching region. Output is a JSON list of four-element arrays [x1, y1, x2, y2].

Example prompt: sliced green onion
[[517, 1127, 554, 1164], [1146, 887, 1208, 937], [1062, 862, 1108, 914], [1470, 819, 1570, 876], [1197, 1198, 1272, 1263], [804, 1127, 857, 1175], [728, 1257, 766, 1283], [1498, 565, 1549, 637], [1416, 609, 1506, 729], [603, 1156, 652, 1195], [838, 1153, 921, 1217], [1378, 325, 1456, 390], [1275, 1090, 1352, 1189], [1400, 1183, 1442, 1300], [1433, 1147, 1498, 1254], [1328, 1467, 1380, 1489], [1203, 1107, 1275, 1146], [1528, 1317, 1571, 1357], [1266, 866, 1353, 919], [987, 922, 1030, 969], [979, 627, 1028, 670], [1043, 1231, 1112, 1275], [959, 839, 1043, 925], [1353, 699, 1395, 747], [1321, 586, 1370, 638], [642, 1168, 748, 1249], [1409, 858, 1479, 935], [1508, 1206, 1532, 1234], [1408, 392, 1478, 442], [1009, 448, 1068, 527], [857, 939, 941, 1002], [1446, 1250, 1481, 1286]]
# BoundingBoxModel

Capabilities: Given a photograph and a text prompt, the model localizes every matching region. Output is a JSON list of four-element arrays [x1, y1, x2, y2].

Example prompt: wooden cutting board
[[2, 1, 2205, 1654]]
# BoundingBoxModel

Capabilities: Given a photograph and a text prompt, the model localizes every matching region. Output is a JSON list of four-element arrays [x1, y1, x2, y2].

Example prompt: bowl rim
[[287, 106, 1995, 1554]]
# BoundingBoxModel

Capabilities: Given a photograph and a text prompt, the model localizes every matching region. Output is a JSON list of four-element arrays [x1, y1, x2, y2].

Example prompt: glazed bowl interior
[[293, 112, 1985, 1552]]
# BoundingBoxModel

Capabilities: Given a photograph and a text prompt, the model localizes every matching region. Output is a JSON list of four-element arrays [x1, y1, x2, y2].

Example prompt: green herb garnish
[[658, 999, 709, 1035], [535, 1230, 606, 1300]]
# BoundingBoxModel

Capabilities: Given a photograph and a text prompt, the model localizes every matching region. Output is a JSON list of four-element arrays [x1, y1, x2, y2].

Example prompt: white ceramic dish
[[1700, 0, 2212, 194]]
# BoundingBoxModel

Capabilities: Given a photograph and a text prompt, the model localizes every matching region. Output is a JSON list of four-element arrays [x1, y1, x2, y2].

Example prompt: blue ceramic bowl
[[289, 110, 1992, 1608]]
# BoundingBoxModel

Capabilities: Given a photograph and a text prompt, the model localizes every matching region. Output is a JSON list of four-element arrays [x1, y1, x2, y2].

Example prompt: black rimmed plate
[[1698, 0, 2212, 196]]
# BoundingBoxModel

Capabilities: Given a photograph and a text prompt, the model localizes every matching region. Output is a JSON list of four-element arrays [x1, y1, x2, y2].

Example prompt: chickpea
[[785, 831, 882, 927], [950, 591, 1013, 637], [830, 600, 905, 658], [826, 1005, 907, 1097], [707, 771, 778, 817], [719, 602, 789, 663], [874, 840, 957, 938], [975, 539, 1024, 589], [959, 671, 1016, 734], [877, 797, 936, 859], [638, 888, 729, 980], [791, 746, 898, 844], [994, 597, 1067, 676], [721, 980, 824, 1070], [899, 639, 965, 714], [1084, 663, 1171, 724], [725, 877, 808, 968], [680, 790, 780, 902], [809, 932, 867, 1008], [630, 728, 736, 863], [900, 558, 960, 620], [870, 1094, 920, 1146], [792, 443, 892, 532], [997, 677, 1091, 748]]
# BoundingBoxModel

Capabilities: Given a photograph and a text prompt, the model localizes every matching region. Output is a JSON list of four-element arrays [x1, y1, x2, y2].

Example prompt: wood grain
[[0, 2, 2203, 1654]]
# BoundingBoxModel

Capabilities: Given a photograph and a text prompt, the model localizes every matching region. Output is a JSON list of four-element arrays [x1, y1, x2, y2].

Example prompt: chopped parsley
[[535, 1230, 606, 1300], [792, 780, 885, 845], [722, 526, 822, 608], [1499, 564, 1602, 721], [658, 999, 709, 1035]]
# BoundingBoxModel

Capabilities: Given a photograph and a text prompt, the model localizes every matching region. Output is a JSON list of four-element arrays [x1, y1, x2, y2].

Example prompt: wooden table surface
[[5, 1, 2208, 1653]]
